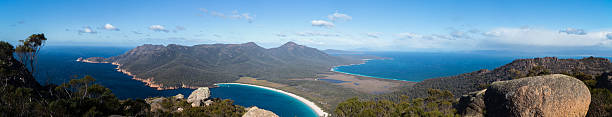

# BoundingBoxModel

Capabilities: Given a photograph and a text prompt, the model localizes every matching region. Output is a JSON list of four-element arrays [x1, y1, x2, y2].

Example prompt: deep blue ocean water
[[333, 52, 612, 82], [34, 46, 317, 117]]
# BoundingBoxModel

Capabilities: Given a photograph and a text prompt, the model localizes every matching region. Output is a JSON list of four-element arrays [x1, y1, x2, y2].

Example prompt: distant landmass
[[81, 42, 362, 89], [383, 57, 612, 99], [323, 49, 364, 55]]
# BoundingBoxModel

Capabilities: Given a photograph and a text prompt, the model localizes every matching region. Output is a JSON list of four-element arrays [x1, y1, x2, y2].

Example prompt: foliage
[[587, 88, 612, 117], [335, 89, 458, 117], [15, 33, 47, 74], [177, 99, 246, 117]]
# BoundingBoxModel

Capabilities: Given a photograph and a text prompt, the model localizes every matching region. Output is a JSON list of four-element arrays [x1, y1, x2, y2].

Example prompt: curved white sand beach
[[215, 83, 329, 117]]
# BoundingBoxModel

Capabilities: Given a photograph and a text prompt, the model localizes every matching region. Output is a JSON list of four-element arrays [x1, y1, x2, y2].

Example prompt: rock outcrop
[[456, 89, 487, 117], [484, 74, 591, 117], [187, 87, 211, 107], [145, 97, 168, 112], [242, 106, 279, 117], [174, 94, 184, 99]]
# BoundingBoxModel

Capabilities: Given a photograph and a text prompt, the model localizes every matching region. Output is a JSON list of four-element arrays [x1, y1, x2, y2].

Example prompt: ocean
[[34, 46, 317, 117], [332, 52, 612, 82]]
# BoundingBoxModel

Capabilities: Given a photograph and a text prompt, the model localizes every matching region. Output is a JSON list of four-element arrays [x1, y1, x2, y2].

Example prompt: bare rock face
[[204, 100, 214, 106], [145, 97, 168, 112], [242, 106, 279, 117], [187, 87, 211, 107], [174, 94, 184, 99], [457, 89, 487, 117], [484, 74, 591, 117]]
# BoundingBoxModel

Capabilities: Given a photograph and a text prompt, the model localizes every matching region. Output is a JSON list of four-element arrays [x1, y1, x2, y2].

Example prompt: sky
[[1, 0, 612, 53]]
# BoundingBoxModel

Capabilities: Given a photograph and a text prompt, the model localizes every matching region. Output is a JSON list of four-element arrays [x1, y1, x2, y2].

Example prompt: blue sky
[[1, 0, 612, 52]]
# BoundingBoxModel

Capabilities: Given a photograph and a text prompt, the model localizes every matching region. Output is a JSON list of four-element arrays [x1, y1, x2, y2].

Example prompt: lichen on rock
[[242, 106, 279, 117], [484, 74, 591, 117], [187, 87, 211, 107]]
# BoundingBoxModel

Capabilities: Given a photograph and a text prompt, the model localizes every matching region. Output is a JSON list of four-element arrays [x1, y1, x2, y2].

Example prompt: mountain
[[83, 42, 361, 89]]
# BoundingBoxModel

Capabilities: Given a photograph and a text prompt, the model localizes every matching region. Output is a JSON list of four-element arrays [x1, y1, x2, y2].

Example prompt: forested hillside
[[84, 42, 361, 88]]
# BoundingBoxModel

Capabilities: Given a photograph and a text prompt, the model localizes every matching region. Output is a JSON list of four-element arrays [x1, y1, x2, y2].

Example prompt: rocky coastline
[[77, 57, 199, 90]]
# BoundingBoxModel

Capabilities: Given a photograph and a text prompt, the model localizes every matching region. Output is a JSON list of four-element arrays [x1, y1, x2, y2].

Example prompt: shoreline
[[215, 83, 329, 117], [331, 59, 413, 82], [78, 58, 199, 90]]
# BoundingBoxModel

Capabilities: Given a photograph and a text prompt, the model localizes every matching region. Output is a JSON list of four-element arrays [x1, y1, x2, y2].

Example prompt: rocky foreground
[[457, 74, 591, 117], [145, 87, 278, 117]]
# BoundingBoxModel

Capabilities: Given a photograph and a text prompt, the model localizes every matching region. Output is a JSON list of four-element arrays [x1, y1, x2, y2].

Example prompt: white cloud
[[396, 32, 422, 39], [103, 24, 119, 31], [366, 32, 382, 38], [450, 31, 469, 39], [559, 28, 587, 35], [372, 27, 612, 51], [276, 33, 288, 37], [78, 26, 96, 34], [328, 11, 352, 21], [483, 28, 607, 47], [149, 25, 169, 32], [311, 20, 334, 28], [296, 31, 340, 37], [200, 8, 255, 23]]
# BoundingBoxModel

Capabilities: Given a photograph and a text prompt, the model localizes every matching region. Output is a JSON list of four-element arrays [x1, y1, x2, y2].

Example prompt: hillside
[[381, 57, 612, 100], [82, 42, 361, 89]]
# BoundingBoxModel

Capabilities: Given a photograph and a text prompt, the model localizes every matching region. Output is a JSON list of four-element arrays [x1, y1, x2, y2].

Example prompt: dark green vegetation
[[1, 38, 249, 116], [335, 89, 458, 117], [86, 42, 360, 88], [14, 33, 46, 74], [149, 97, 246, 117]]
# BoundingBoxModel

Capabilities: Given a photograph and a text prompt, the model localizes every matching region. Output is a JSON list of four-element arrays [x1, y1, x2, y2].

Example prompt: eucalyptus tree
[[15, 34, 47, 74]]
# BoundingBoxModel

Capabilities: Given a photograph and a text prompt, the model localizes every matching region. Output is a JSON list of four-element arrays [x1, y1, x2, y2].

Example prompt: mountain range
[[82, 42, 361, 89]]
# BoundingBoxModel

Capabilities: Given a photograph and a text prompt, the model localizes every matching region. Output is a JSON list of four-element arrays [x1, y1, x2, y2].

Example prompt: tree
[[15, 33, 47, 74]]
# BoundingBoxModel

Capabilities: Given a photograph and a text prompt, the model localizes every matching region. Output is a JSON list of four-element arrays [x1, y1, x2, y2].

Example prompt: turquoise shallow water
[[34, 46, 318, 117], [212, 84, 318, 117]]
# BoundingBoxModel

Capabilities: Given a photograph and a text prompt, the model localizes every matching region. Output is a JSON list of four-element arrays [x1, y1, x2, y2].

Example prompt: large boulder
[[174, 94, 184, 99], [242, 106, 279, 117], [187, 87, 211, 107], [145, 97, 168, 112], [484, 74, 591, 117], [456, 89, 487, 117]]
